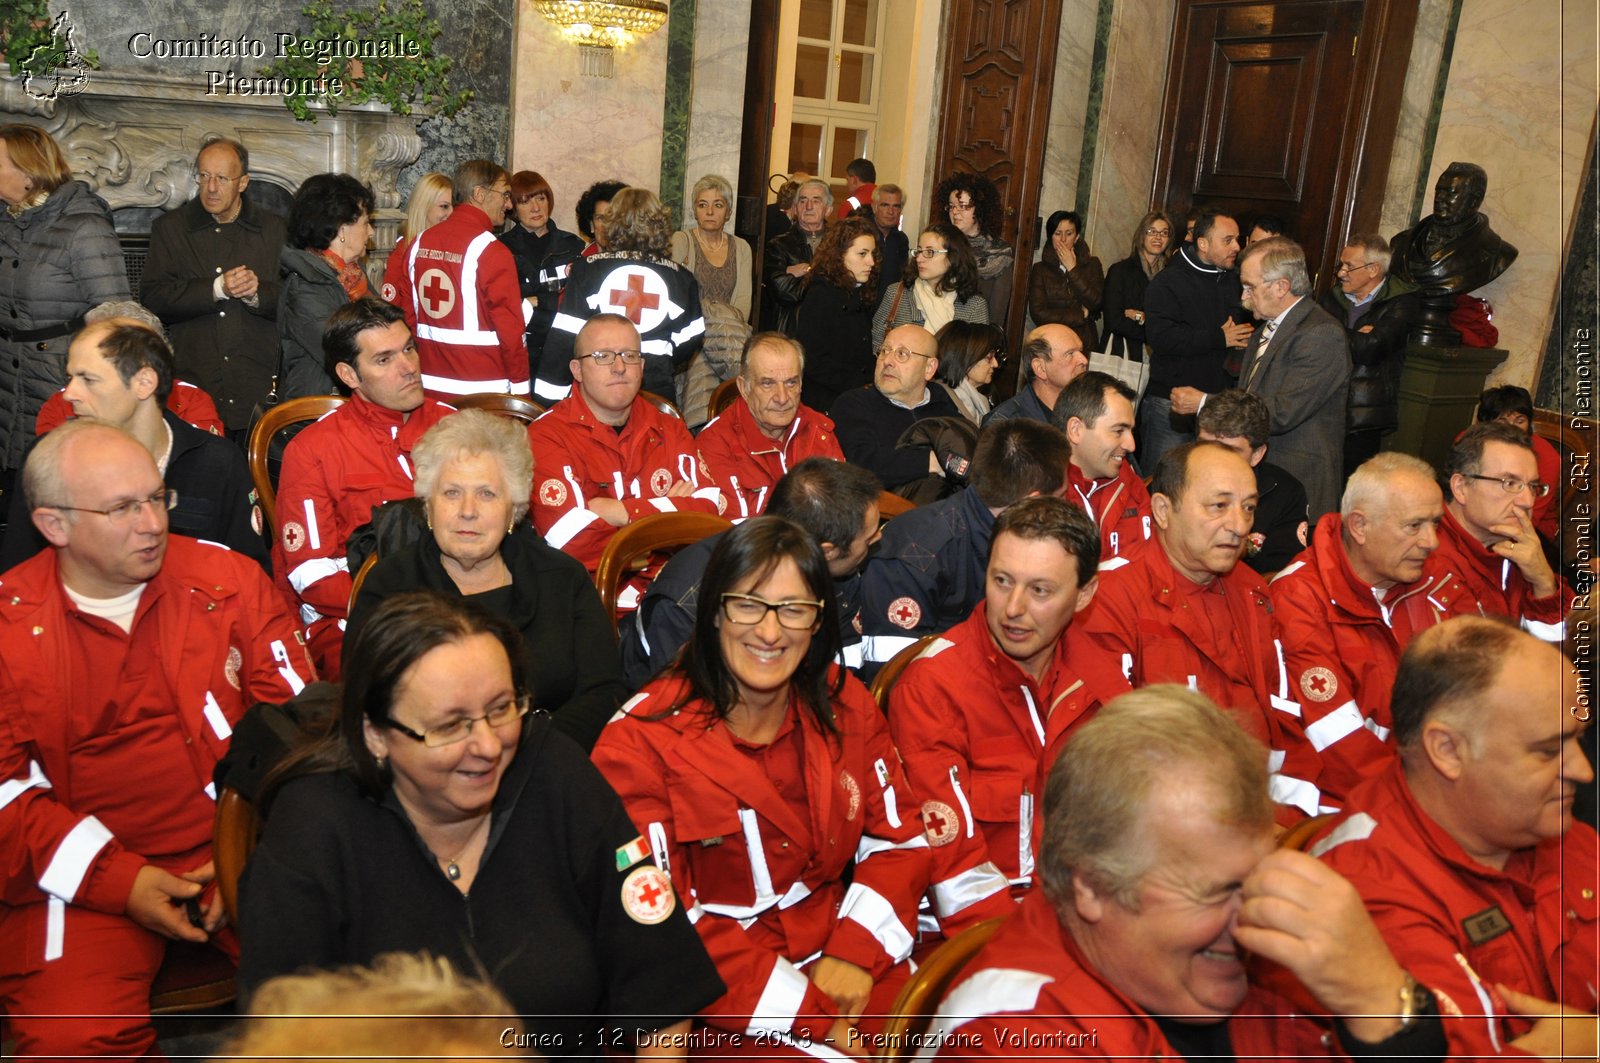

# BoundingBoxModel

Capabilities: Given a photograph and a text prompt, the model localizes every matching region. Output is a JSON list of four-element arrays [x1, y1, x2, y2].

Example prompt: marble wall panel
[[1422, 0, 1597, 389], [1078, 0, 1175, 261], [1035, 0, 1097, 262], [677, 0, 750, 229], [1379, 0, 1456, 238], [510, 8, 670, 234]]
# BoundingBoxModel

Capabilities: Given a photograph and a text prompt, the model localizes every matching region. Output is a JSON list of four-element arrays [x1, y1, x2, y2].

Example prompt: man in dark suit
[[1174, 237, 1350, 520]]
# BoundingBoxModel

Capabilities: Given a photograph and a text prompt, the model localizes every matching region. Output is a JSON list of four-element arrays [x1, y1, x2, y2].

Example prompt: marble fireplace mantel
[[0, 66, 423, 263]]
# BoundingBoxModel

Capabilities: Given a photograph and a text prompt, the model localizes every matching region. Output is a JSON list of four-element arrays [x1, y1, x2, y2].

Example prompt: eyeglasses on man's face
[[720, 592, 823, 629], [878, 345, 932, 365], [1336, 261, 1376, 276], [1466, 474, 1551, 499], [578, 349, 645, 366], [47, 488, 177, 523]]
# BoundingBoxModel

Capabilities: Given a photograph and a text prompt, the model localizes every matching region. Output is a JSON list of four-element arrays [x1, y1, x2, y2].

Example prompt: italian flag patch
[[615, 835, 651, 871]]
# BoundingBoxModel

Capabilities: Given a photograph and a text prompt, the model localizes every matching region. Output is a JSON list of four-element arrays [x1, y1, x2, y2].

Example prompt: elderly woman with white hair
[[671, 174, 753, 425], [345, 408, 625, 750]]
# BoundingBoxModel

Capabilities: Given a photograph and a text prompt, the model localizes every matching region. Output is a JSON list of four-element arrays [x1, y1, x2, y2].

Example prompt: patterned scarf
[[319, 249, 370, 301]]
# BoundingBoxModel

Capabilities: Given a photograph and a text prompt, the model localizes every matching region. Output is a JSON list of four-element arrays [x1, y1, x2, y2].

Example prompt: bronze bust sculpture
[[1389, 162, 1518, 346]]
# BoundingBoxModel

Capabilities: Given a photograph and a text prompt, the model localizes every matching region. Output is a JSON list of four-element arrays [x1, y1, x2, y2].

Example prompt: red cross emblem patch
[[1300, 666, 1337, 702], [418, 268, 457, 320], [887, 596, 921, 630], [650, 468, 672, 496], [620, 864, 675, 924], [281, 521, 306, 554], [922, 800, 959, 847], [538, 479, 568, 507]]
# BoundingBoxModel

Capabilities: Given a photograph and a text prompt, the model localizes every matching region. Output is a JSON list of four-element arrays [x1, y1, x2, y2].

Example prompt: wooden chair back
[[451, 392, 545, 424], [708, 378, 741, 420], [640, 390, 683, 421], [868, 634, 939, 710], [875, 918, 1005, 1063], [594, 511, 732, 632], [247, 395, 345, 534]]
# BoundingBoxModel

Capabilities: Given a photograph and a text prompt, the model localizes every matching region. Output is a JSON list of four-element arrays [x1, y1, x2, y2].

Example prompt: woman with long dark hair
[[871, 222, 989, 351], [794, 215, 880, 411], [592, 516, 930, 1051], [1101, 210, 1173, 361], [935, 320, 1007, 425], [239, 591, 722, 1054]]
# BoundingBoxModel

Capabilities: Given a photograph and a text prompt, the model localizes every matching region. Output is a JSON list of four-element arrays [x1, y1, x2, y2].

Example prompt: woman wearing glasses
[[794, 216, 880, 412], [239, 591, 723, 1056], [593, 517, 931, 1053], [936, 172, 1013, 324], [935, 321, 1008, 425], [346, 409, 625, 751], [871, 223, 989, 352]]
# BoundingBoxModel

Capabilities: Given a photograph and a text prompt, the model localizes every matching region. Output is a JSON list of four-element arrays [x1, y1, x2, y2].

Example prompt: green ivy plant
[[0, 0, 100, 80], [260, 0, 471, 122]]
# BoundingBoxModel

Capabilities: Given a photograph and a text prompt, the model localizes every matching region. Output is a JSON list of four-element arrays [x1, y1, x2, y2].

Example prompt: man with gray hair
[[142, 136, 286, 438], [916, 686, 1446, 1061], [1173, 237, 1350, 519], [1271, 452, 1480, 806], [761, 178, 830, 333], [1318, 234, 1418, 476], [696, 332, 845, 518], [1314, 619, 1596, 1060]]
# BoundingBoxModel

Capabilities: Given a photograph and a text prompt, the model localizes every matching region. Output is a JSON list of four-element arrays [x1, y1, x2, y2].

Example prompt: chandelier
[[534, 0, 670, 77]]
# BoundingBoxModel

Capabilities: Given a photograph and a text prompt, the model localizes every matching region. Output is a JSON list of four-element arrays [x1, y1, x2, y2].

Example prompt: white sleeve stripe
[[1523, 617, 1565, 642], [837, 882, 915, 962], [0, 759, 51, 812], [533, 379, 571, 401], [1268, 773, 1322, 817], [38, 816, 114, 901], [1308, 812, 1378, 857], [920, 968, 1053, 1044], [460, 230, 496, 333], [746, 958, 811, 1034], [544, 507, 600, 548], [202, 690, 232, 741], [414, 324, 501, 346], [671, 317, 707, 346], [550, 312, 586, 334], [421, 372, 514, 394], [1272, 559, 1307, 582], [647, 497, 675, 513], [303, 498, 321, 551], [930, 862, 1010, 918], [44, 895, 65, 962], [860, 634, 918, 664], [1304, 699, 1365, 752], [287, 555, 349, 594]]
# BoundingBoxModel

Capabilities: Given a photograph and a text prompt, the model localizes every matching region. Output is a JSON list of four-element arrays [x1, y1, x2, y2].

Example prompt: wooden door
[[930, 0, 1064, 361], [1151, 0, 1417, 291]]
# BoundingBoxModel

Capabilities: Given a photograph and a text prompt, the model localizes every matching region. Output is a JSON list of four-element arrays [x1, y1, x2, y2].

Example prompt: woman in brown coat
[[1028, 210, 1104, 349]]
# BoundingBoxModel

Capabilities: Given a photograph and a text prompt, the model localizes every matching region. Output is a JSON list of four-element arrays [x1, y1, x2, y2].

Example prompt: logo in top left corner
[[21, 12, 92, 102]]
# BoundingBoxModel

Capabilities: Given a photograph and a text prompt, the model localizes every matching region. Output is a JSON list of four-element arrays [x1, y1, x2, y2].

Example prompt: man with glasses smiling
[[387, 160, 530, 401], [1318, 234, 1419, 477], [142, 136, 286, 440], [1434, 423, 1568, 642], [0, 420, 312, 1059]]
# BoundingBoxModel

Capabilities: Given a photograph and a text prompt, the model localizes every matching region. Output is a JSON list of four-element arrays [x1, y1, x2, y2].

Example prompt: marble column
[[1034, 0, 1098, 260], [675, 0, 751, 229], [510, 8, 670, 234]]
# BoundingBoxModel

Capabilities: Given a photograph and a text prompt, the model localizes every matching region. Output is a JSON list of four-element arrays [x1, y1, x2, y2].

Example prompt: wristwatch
[[1396, 972, 1428, 1031]]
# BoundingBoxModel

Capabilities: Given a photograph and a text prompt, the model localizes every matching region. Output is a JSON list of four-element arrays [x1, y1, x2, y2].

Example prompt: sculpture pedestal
[[1386, 343, 1508, 471]]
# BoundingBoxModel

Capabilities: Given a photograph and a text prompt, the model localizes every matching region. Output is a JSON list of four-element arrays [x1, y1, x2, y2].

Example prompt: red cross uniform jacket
[[536, 253, 706, 403], [914, 889, 1336, 1062], [696, 399, 845, 519], [1068, 545, 1323, 819], [0, 538, 313, 956], [527, 394, 723, 579], [1433, 506, 1568, 643], [591, 671, 932, 1040], [383, 203, 531, 400], [36, 379, 224, 438], [1067, 461, 1153, 572], [271, 394, 454, 670], [1313, 764, 1600, 1057], [1268, 512, 1481, 807], [888, 603, 1115, 934]]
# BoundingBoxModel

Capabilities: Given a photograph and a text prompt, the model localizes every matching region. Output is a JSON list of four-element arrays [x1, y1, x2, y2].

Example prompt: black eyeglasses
[[913, 247, 950, 259], [720, 592, 823, 629], [386, 695, 531, 748], [45, 488, 177, 523], [1466, 474, 1551, 499], [1336, 262, 1377, 275], [579, 349, 645, 366]]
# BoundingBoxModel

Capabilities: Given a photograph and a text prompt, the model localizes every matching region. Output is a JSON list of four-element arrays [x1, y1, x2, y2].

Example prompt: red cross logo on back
[[418, 268, 456, 319], [608, 273, 660, 324]]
